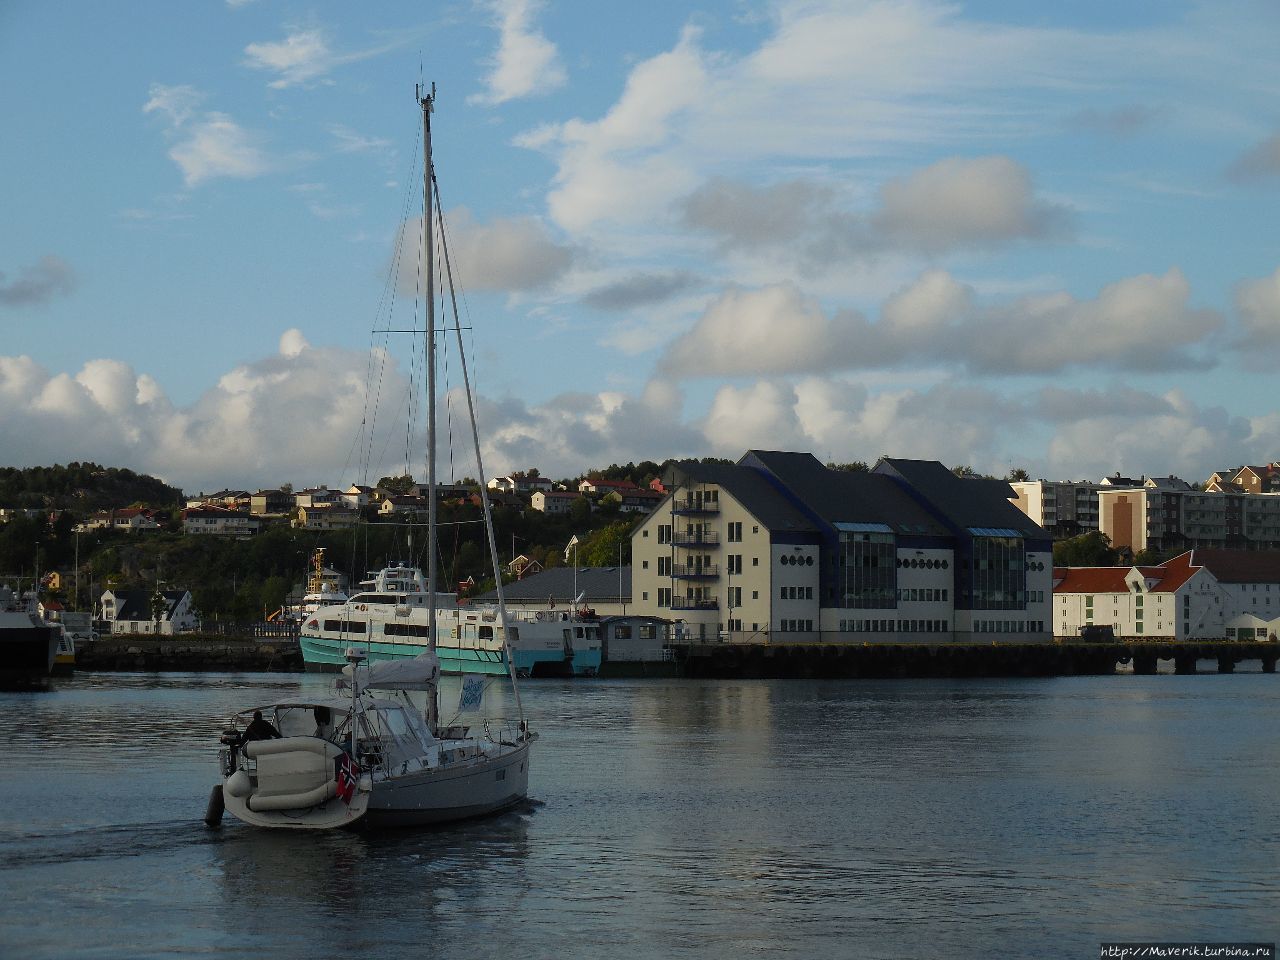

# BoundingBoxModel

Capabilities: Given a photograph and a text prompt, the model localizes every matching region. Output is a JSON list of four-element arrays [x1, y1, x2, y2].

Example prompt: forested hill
[[0, 464, 183, 510]]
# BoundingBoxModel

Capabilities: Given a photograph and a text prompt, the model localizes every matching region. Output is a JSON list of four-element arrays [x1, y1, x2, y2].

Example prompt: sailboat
[[214, 86, 535, 830]]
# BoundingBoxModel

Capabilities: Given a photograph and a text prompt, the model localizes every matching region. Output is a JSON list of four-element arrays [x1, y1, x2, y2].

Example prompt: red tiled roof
[[1054, 551, 1202, 594]]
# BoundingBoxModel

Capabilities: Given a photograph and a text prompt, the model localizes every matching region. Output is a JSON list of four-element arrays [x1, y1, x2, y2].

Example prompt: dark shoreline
[[75, 635, 302, 672], [69, 636, 1280, 678]]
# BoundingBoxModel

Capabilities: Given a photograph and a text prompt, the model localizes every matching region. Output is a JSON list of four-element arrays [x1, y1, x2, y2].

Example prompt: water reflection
[[0, 673, 1277, 959]]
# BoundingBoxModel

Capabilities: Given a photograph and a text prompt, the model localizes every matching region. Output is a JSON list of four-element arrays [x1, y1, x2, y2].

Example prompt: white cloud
[[966, 268, 1219, 374], [0, 339, 415, 492], [144, 85, 272, 186], [168, 113, 273, 186], [661, 283, 865, 377], [680, 156, 1068, 270], [529, 26, 708, 234], [1234, 265, 1280, 364], [522, 1, 1145, 241], [395, 208, 574, 294], [242, 28, 403, 89], [329, 125, 391, 154], [142, 83, 204, 127], [875, 156, 1068, 253], [243, 29, 332, 89], [470, 0, 567, 106], [659, 267, 1218, 379]]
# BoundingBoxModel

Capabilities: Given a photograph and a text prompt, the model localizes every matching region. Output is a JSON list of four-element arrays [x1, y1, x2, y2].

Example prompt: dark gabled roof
[[874, 458, 1047, 538], [111, 589, 187, 621], [475, 566, 632, 604], [665, 460, 817, 534], [741, 451, 948, 536], [1189, 548, 1280, 584]]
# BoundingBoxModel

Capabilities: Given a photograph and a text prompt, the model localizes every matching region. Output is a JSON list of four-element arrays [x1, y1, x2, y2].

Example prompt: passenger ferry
[[299, 562, 601, 677]]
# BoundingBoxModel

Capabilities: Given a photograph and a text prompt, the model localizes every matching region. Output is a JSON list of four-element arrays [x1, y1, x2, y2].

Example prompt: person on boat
[[242, 710, 281, 741], [312, 706, 331, 738]]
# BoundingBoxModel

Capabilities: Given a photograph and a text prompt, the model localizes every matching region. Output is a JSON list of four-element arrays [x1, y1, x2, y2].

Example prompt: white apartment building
[[631, 452, 1054, 643]]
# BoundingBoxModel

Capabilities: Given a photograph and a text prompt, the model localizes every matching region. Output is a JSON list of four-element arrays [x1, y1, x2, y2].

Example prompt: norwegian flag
[[335, 753, 361, 804]]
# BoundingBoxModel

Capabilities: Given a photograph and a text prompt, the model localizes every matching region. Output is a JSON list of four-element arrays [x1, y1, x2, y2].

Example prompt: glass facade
[[968, 535, 1026, 610], [838, 531, 897, 609]]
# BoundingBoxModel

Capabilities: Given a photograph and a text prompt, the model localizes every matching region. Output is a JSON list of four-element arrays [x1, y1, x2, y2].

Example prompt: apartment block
[[631, 451, 1053, 643]]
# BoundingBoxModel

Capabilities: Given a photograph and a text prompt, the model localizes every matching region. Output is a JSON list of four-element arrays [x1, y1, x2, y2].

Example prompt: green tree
[[568, 497, 592, 526], [1053, 531, 1119, 567], [377, 474, 415, 495], [582, 520, 635, 567], [1007, 467, 1031, 482]]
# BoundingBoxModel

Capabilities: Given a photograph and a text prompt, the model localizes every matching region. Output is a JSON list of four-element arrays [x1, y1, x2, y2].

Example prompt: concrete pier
[[672, 640, 1280, 680], [76, 635, 302, 672]]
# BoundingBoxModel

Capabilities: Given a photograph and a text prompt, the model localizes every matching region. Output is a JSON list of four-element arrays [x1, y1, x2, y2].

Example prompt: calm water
[[0, 670, 1276, 959]]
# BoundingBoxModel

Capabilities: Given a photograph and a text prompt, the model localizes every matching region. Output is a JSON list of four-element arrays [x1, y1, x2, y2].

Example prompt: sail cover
[[337, 651, 441, 690]]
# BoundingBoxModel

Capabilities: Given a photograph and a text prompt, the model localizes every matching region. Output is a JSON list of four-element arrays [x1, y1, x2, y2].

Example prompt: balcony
[[671, 564, 719, 579], [670, 595, 719, 611], [672, 530, 719, 547], [672, 497, 720, 515]]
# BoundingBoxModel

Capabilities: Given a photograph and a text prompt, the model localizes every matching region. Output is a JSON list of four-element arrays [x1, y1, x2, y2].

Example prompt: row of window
[[611, 624, 659, 640], [973, 620, 1044, 633], [839, 619, 950, 633], [897, 587, 949, 602], [778, 619, 814, 631], [780, 586, 814, 600]]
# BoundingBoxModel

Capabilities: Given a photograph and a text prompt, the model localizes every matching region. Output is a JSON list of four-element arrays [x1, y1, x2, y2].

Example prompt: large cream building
[[630, 452, 1054, 643]]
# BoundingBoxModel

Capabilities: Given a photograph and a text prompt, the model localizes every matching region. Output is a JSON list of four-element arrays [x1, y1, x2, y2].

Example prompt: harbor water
[[1, 671, 1276, 958]]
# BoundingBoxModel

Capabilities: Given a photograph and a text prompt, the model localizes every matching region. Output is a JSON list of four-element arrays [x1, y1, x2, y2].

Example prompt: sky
[[2, 0, 1279, 495]]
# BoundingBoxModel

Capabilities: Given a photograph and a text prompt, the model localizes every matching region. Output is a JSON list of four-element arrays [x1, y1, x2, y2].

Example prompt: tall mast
[[419, 83, 440, 733]]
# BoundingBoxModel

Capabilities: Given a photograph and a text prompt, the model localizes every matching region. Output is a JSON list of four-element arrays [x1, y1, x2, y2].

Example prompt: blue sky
[[2, 0, 1279, 493]]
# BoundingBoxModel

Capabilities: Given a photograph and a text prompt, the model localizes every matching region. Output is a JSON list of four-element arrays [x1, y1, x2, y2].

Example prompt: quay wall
[[71, 636, 1280, 679], [76, 634, 302, 673], [672, 640, 1280, 679]]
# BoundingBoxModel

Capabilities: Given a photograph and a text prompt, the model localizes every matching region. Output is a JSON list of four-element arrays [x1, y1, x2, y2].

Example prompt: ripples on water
[[0, 672, 1276, 959]]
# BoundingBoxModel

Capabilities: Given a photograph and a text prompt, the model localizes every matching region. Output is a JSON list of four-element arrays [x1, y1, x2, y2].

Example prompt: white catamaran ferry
[[299, 561, 601, 677]]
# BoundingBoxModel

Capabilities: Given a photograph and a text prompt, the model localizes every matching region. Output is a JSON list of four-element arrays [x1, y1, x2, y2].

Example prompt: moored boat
[[0, 584, 60, 687], [299, 562, 601, 676]]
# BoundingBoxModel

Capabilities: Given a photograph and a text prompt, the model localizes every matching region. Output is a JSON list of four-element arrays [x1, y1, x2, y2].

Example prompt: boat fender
[[224, 770, 253, 799], [244, 737, 340, 760], [204, 784, 225, 827], [247, 780, 337, 812]]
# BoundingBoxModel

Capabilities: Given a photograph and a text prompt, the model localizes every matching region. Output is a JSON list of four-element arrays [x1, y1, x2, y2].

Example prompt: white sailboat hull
[[364, 739, 531, 828]]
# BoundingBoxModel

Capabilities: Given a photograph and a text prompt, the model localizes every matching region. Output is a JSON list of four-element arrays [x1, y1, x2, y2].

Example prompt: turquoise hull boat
[[300, 630, 601, 677]]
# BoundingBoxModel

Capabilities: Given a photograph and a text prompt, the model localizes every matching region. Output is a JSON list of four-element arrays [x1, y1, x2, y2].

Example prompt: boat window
[[478, 626, 494, 640], [508, 627, 519, 641], [614, 625, 632, 639], [323, 619, 366, 633]]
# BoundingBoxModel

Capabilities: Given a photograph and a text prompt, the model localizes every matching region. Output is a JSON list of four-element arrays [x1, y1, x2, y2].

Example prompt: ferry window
[[639, 625, 656, 639], [478, 626, 493, 640], [614, 625, 632, 639], [509, 627, 519, 641]]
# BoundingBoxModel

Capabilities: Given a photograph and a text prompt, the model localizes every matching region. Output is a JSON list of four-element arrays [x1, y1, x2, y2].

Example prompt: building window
[[838, 530, 896, 609], [728, 554, 742, 575], [658, 524, 671, 544], [657, 588, 670, 607], [727, 521, 742, 542]]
